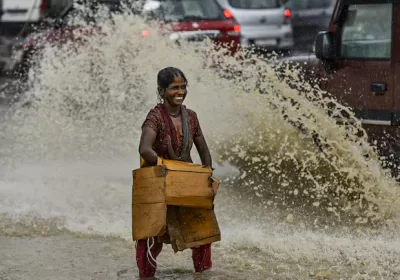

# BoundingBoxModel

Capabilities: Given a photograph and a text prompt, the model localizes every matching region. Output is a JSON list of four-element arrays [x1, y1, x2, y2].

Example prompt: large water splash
[[0, 2, 399, 239]]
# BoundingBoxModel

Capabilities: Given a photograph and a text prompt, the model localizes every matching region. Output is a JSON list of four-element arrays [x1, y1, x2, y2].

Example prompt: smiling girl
[[137, 67, 214, 278]]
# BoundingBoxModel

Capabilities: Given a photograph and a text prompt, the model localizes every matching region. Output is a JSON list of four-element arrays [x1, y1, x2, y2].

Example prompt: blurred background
[[0, 0, 335, 91]]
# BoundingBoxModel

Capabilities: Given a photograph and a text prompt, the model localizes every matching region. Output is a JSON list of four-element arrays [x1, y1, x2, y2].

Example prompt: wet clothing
[[137, 104, 212, 278], [136, 240, 212, 278], [141, 104, 202, 162]]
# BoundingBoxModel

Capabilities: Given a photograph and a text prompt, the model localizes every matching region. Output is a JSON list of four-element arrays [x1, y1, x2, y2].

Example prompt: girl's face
[[162, 75, 187, 107]]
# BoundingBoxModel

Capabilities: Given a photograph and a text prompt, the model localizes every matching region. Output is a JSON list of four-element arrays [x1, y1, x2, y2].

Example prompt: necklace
[[169, 112, 180, 118]]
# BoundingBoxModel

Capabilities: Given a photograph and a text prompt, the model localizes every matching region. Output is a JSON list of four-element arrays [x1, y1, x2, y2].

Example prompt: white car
[[216, 0, 294, 53]]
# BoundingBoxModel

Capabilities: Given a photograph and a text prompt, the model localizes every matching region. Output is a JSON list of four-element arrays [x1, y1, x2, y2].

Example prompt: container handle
[[140, 156, 163, 167]]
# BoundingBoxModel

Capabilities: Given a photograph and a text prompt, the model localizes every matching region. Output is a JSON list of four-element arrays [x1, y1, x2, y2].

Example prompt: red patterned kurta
[[142, 104, 203, 162]]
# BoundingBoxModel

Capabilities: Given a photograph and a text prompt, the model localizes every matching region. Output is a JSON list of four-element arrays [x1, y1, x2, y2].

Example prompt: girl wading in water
[[137, 67, 214, 278]]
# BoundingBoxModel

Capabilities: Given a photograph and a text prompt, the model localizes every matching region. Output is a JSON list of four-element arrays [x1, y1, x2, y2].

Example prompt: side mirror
[[315, 31, 337, 61]]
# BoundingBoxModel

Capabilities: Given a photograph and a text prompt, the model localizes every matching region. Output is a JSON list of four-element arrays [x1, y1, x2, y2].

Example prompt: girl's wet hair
[[157, 67, 188, 89]]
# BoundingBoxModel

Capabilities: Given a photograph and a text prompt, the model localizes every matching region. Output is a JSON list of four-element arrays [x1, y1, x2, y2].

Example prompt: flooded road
[[2, 183, 400, 280], [2, 186, 400, 280]]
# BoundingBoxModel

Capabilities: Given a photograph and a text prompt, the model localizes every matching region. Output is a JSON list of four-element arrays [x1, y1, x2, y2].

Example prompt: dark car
[[280, 0, 400, 175], [0, 0, 74, 74], [10, 0, 129, 80], [283, 0, 335, 52]]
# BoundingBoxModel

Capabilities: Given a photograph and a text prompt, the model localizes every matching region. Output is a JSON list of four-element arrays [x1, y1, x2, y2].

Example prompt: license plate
[[256, 39, 277, 46]]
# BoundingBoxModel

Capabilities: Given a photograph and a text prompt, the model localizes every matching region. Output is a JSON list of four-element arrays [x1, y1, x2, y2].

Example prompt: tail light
[[39, 0, 49, 24], [40, 0, 49, 15], [223, 9, 240, 36], [284, 8, 291, 24], [227, 24, 241, 37], [223, 9, 234, 20]]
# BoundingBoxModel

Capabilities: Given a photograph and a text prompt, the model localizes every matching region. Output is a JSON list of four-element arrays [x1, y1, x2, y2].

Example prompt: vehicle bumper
[[240, 25, 294, 51]]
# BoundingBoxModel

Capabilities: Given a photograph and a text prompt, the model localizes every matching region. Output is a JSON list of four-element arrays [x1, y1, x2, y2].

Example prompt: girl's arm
[[194, 134, 212, 168], [139, 127, 159, 166]]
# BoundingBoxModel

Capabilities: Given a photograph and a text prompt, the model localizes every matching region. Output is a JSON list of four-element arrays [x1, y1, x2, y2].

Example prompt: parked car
[[280, 0, 400, 175], [283, 0, 335, 52], [215, 0, 294, 54], [9, 0, 121, 80], [0, 0, 73, 74], [0, 0, 73, 38], [141, 0, 241, 55]]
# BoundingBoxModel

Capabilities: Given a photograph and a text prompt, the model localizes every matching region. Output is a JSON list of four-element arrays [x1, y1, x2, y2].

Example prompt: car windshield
[[144, 0, 224, 22], [60, 1, 128, 27], [228, 0, 280, 9]]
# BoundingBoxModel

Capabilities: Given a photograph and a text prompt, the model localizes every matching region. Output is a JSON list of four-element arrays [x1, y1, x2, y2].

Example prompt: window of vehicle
[[228, 0, 280, 9], [340, 4, 392, 59], [48, 0, 74, 18], [159, 0, 224, 21], [308, 0, 331, 9], [283, 0, 306, 11]]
